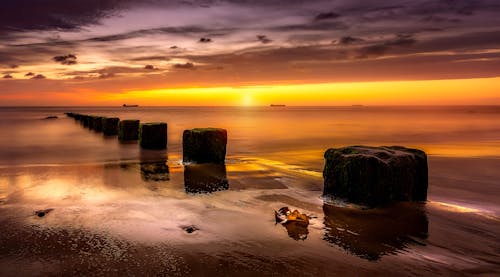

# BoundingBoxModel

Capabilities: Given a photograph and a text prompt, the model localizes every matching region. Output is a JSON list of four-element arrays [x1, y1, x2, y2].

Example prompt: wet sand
[[0, 155, 499, 276], [1, 106, 499, 275]]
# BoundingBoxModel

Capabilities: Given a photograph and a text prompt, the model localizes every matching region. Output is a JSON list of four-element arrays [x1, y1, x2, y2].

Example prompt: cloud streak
[[53, 54, 77, 65]]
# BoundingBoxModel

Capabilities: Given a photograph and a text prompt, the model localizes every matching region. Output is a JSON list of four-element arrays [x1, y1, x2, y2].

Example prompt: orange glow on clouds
[[98, 77, 500, 106]]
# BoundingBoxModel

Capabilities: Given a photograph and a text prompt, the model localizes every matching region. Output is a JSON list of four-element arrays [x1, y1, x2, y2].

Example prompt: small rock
[[181, 225, 199, 233], [44, 116, 58, 119], [34, 208, 53, 217]]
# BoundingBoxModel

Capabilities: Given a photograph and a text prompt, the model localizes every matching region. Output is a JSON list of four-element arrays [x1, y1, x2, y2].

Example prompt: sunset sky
[[1, 0, 499, 106]]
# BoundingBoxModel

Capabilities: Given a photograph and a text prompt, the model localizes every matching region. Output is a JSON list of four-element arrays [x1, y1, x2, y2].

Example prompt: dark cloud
[[170, 46, 179, 49], [356, 45, 389, 59], [130, 56, 169, 62], [53, 54, 77, 65], [411, 0, 481, 16], [384, 34, 417, 46], [355, 34, 417, 58], [339, 36, 364, 45], [0, 39, 78, 66], [0, 0, 132, 34], [272, 21, 347, 32], [25, 72, 35, 77], [257, 35, 272, 44], [63, 65, 166, 79], [422, 15, 461, 23], [314, 12, 340, 21], [87, 26, 228, 42], [172, 62, 195, 70], [3, 74, 13, 79], [199, 37, 212, 43], [31, 74, 46, 79], [10, 64, 18, 69]]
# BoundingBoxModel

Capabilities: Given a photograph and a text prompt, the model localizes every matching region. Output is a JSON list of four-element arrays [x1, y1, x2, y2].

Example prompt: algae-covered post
[[182, 128, 227, 164], [102, 117, 120, 136], [323, 146, 428, 207], [118, 120, 140, 141], [92, 116, 103, 132], [139, 122, 167, 149]]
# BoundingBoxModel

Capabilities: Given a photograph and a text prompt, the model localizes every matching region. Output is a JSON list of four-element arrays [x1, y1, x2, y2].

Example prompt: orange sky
[[94, 77, 498, 106], [1, 1, 500, 106], [1, 76, 499, 106]]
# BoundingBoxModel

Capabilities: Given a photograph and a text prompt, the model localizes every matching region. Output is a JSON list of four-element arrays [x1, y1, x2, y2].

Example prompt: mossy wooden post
[[323, 146, 428, 207], [182, 128, 227, 164], [139, 122, 167, 149], [74, 113, 81, 121], [118, 120, 140, 141], [102, 117, 120, 136], [93, 116, 103, 132]]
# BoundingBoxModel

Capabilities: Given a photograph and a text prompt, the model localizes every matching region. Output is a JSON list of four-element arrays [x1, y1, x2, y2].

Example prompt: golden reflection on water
[[232, 157, 323, 178], [428, 201, 499, 221]]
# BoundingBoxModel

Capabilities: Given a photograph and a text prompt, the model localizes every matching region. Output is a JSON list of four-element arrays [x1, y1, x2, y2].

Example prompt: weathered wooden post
[[322, 146, 428, 207], [88, 115, 97, 130], [182, 128, 227, 164], [101, 117, 120, 136], [139, 122, 167, 149], [118, 119, 140, 141], [82, 115, 90, 128], [92, 116, 103, 132]]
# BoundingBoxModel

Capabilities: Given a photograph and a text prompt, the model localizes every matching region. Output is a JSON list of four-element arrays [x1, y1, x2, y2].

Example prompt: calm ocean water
[[0, 106, 499, 275], [1, 106, 499, 166]]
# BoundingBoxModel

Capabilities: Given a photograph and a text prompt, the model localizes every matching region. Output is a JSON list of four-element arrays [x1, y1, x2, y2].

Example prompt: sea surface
[[0, 106, 499, 276]]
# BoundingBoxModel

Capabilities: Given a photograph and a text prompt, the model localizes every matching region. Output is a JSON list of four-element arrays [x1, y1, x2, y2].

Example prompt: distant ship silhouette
[[123, 104, 139, 107], [270, 104, 286, 107]]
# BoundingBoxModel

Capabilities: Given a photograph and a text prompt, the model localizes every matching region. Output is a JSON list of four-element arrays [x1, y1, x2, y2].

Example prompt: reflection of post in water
[[140, 150, 169, 182], [184, 164, 228, 193], [283, 221, 309, 241], [323, 203, 428, 261]]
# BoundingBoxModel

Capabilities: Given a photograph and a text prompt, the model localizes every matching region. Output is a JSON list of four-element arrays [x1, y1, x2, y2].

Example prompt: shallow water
[[0, 106, 499, 276]]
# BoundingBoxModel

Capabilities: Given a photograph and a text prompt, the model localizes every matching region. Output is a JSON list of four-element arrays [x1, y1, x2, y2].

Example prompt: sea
[[0, 106, 499, 276]]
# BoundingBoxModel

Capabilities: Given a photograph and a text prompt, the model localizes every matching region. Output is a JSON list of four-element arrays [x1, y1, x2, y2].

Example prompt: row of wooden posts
[[64, 112, 228, 164], [65, 112, 167, 149]]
